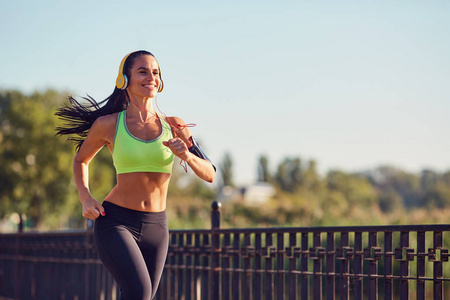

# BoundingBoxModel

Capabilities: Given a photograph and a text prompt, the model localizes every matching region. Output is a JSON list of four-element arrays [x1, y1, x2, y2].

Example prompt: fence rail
[[0, 203, 449, 299]]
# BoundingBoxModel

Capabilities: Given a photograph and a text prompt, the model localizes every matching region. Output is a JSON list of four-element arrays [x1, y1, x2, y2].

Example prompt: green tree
[[275, 157, 302, 192], [364, 166, 421, 209], [326, 170, 378, 208], [302, 160, 323, 193], [419, 170, 450, 208], [219, 152, 234, 187], [378, 188, 403, 213], [0, 90, 74, 228], [0, 90, 115, 230], [257, 155, 271, 183]]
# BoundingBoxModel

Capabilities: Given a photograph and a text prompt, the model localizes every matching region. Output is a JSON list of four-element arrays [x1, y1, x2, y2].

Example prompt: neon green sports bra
[[112, 110, 174, 174]]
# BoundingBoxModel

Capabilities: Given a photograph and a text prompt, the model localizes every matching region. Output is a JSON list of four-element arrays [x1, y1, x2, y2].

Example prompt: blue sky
[[2, 0, 449, 184]]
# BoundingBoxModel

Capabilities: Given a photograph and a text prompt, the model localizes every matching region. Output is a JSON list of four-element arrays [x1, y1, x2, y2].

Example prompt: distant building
[[241, 182, 276, 204], [218, 182, 275, 205]]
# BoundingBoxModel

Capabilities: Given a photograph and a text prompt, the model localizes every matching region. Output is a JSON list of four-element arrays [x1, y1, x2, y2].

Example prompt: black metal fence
[[0, 203, 449, 299]]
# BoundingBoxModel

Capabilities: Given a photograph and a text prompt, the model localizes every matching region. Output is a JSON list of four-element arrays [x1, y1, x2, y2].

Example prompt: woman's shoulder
[[165, 115, 184, 125], [96, 112, 120, 125], [91, 112, 120, 133], [86, 112, 121, 145], [164, 115, 193, 141]]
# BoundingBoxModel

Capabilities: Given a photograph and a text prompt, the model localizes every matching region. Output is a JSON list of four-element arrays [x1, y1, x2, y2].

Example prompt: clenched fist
[[162, 138, 190, 161], [82, 197, 105, 220]]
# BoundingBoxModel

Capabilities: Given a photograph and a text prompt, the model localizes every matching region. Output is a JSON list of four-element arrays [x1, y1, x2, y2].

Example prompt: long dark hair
[[55, 50, 156, 151]]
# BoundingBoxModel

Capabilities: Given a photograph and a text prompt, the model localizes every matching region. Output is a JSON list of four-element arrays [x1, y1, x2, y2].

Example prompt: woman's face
[[127, 55, 161, 99]]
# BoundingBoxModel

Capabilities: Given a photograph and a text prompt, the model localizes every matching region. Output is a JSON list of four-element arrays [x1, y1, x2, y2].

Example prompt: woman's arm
[[163, 116, 216, 183], [73, 116, 114, 219]]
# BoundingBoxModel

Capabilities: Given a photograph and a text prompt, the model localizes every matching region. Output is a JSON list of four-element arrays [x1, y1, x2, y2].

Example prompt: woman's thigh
[[139, 217, 169, 296], [95, 218, 152, 299]]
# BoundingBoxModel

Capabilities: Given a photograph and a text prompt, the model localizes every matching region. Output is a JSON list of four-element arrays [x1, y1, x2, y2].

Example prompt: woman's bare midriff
[[104, 172, 171, 212]]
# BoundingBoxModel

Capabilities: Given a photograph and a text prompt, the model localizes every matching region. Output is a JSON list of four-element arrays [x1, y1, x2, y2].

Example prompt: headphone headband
[[115, 51, 164, 92]]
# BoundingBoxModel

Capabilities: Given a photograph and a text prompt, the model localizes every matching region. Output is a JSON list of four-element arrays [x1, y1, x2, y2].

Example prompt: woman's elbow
[[206, 174, 215, 183], [204, 166, 216, 183]]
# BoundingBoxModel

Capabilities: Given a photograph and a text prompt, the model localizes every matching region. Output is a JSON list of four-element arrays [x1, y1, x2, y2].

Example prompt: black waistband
[[102, 201, 167, 223]]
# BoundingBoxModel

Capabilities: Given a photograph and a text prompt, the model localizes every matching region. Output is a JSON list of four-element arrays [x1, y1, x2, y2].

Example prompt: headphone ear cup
[[116, 52, 133, 89], [122, 75, 129, 90], [157, 66, 164, 92], [116, 74, 128, 90], [158, 78, 164, 92]]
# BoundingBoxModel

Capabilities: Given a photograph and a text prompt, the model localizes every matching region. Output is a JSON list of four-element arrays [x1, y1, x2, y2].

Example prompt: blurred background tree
[[219, 152, 234, 188], [0, 90, 115, 230], [257, 155, 272, 183], [0, 90, 76, 229]]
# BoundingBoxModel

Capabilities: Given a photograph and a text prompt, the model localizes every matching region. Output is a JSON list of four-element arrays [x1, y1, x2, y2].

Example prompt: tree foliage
[[275, 157, 303, 193], [0, 90, 114, 230], [219, 152, 234, 187], [257, 155, 271, 183], [0, 90, 74, 228]]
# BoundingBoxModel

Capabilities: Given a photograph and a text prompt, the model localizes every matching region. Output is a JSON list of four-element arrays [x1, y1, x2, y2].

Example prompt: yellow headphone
[[116, 51, 164, 92]]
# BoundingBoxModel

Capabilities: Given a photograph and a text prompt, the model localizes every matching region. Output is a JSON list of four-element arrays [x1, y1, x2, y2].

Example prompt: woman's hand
[[163, 138, 191, 161], [163, 116, 215, 183], [163, 137, 215, 183], [81, 197, 105, 220]]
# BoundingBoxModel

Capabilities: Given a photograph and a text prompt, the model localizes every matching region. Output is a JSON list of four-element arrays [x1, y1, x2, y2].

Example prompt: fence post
[[211, 201, 221, 300], [211, 201, 221, 229], [18, 214, 24, 233], [433, 231, 444, 300]]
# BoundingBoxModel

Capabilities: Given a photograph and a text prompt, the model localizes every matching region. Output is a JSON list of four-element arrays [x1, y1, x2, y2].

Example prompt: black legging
[[94, 201, 169, 300]]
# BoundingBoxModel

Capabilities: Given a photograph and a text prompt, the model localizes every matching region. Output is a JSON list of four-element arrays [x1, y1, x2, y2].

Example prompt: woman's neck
[[126, 96, 157, 122]]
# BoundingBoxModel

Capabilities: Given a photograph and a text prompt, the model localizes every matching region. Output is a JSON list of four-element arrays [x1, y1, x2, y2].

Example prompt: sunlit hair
[[55, 51, 155, 151]]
